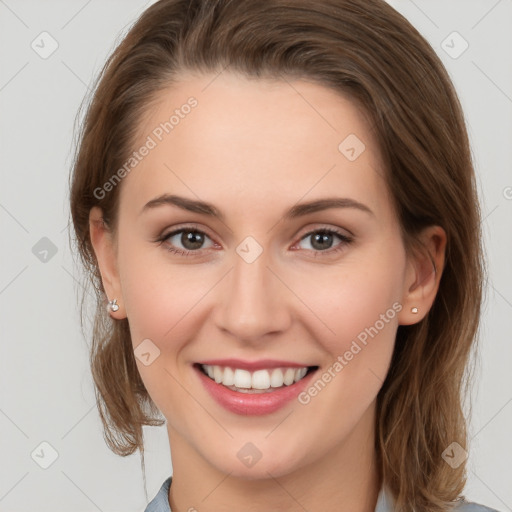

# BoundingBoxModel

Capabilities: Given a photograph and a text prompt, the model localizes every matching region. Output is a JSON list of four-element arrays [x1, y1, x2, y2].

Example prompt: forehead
[[119, 71, 389, 219]]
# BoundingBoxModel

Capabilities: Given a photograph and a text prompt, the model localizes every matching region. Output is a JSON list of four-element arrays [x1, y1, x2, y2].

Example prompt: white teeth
[[222, 366, 235, 386], [200, 364, 311, 391], [297, 367, 307, 380], [233, 369, 252, 388], [252, 369, 271, 390], [283, 368, 295, 386], [213, 366, 223, 383], [270, 368, 284, 388]]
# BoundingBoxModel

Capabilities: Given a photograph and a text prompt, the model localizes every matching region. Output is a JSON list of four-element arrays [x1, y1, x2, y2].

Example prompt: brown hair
[[68, 1, 484, 510]]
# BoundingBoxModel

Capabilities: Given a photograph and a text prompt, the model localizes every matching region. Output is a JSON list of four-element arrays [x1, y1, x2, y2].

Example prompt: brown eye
[[162, 228, 215, 254], [297, 229, 352, 253]]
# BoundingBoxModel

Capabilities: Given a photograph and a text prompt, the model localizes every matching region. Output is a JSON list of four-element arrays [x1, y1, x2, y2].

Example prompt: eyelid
[[295, 223, 354, 239], [158, 222, 216, 242], [156, 222, 354, 256], [290, 225, 353, 252]]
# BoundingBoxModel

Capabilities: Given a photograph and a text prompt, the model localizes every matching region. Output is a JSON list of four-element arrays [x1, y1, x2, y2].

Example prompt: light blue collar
[[144, 476, 496, 512], [375, 485, 395, 511], [145, 477, 394, 512]]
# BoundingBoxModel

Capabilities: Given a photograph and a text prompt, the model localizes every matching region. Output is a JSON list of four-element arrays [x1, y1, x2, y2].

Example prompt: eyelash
[[156, 224, 353, 258]]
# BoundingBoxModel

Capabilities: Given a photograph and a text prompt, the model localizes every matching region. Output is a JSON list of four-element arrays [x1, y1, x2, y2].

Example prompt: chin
[[203, 442, 309, 481]]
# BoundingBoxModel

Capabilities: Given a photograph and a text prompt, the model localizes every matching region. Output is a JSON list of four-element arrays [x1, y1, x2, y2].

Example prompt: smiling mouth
[[195, 363, 319, 393]]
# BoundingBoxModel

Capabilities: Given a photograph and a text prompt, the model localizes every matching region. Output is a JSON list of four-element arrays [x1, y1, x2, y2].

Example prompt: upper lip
[[196, 359, 315, 371]]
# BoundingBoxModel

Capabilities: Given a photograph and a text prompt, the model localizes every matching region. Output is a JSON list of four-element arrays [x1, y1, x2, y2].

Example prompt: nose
[[212, 244, 292, 345]]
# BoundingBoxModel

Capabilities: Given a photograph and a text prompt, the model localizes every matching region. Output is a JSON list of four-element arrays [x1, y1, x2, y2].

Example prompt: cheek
[[292, 259, 403, 447], [116, 244, 214, 418], [117, 232, 215, 344], [293, 247, 406, 358]]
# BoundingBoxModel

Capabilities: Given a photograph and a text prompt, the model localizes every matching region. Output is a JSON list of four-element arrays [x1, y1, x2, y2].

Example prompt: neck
[[167, 404, 380, 512]]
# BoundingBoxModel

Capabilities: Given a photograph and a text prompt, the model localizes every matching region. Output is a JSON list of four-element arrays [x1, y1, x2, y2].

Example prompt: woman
[[69, 0, 498, 510]]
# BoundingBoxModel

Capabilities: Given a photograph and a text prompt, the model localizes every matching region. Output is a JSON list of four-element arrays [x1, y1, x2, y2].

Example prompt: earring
[[107, 299, 119, 313], [411, 307, 418, 314]]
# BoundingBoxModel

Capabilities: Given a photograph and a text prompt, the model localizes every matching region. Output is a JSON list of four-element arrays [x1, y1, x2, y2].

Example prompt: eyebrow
[[140, 194, 374, 220]]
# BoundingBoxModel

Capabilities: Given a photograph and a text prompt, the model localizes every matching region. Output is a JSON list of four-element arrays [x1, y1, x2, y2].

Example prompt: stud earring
[[107, 299, 119, 313], [411, 307, 418, 314]]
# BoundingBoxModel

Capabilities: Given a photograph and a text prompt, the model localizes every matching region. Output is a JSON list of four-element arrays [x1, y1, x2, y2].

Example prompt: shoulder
[[454, 499, 501, 512], [144, 476, 172, 512], [377, 486, 500, 512]]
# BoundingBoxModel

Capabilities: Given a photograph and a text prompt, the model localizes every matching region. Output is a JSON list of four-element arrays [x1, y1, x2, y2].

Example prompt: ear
[[397, 225, 447, 325], [89, 206, 126, 319]]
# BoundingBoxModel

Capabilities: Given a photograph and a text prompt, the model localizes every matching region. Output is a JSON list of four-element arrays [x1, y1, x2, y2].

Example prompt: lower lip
[[194, 365, 317, 416]]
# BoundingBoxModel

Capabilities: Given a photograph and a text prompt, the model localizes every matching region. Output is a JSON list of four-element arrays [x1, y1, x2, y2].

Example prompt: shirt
[[144, 476, 500, 511]]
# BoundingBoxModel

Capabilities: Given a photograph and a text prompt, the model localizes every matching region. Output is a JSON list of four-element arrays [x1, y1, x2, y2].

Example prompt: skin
[[89, 71, 446, 512]]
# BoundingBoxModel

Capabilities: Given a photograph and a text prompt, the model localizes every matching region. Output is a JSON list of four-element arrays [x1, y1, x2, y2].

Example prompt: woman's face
[[97, 72, 418, 478]]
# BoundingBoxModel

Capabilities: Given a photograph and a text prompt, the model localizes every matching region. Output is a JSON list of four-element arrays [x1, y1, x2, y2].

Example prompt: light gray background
[[0, 0, 511, 511]]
